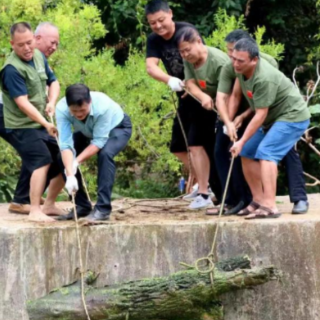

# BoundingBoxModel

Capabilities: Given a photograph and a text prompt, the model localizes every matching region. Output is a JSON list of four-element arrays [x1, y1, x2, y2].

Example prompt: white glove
[[65, 176, 79, 195], [167, 77, 184, 92], [64, 159, 79, 176], [72, 159, 79, 175]]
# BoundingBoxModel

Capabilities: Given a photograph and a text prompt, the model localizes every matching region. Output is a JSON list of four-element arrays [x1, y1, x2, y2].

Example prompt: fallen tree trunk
[[27, 256, 280, 320]]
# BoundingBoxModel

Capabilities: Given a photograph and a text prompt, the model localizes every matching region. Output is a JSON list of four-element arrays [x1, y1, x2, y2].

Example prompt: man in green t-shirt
[[216, 29, 309, 216], [176, 26, 229, 209], [229, 38, 310, 219]]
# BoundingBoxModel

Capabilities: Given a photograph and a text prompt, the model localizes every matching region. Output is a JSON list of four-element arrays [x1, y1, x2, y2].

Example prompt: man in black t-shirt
[[145, 0, 221, 203], [146, 1, 192, 164]]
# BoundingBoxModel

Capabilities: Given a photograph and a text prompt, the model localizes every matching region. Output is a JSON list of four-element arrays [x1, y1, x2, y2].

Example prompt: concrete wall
[[0, 219, 319, 320]]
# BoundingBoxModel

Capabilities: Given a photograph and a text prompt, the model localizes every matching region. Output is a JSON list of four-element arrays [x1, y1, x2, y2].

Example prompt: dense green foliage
[[0, 0, 319, 201]]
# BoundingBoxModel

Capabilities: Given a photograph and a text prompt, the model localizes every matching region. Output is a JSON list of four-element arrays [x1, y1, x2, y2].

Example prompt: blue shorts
[[240, 120, 310, 164]]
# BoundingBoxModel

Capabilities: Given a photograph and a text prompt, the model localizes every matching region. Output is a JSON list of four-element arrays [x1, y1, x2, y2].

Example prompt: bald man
[[0, 22, 60, 214]]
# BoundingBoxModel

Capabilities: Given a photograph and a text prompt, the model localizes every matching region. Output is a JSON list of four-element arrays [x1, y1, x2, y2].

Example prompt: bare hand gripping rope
[[183, 87, 218, 113]]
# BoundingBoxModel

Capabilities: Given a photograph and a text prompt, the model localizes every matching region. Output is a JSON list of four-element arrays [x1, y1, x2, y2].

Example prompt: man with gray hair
[[35, 22, 59, 58], [229, 38, 310, 219]]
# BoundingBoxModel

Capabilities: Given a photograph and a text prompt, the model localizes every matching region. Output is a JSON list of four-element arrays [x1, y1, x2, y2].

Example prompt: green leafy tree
[[205, 9, 284, 60], [0, 0, 107, 202], [0, 0, 289, 201]]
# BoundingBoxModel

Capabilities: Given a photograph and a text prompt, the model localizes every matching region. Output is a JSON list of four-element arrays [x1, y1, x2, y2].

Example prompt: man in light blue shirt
[[56, 84, 132, 221]]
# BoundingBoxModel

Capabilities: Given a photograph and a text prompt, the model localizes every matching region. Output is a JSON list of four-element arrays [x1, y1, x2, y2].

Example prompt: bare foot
[[42, 205, 65, 216], [28, 210, 56, 223]]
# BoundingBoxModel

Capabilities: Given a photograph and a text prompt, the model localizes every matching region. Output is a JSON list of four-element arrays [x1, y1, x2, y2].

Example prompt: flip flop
[[237, 201, 261, 216], [245, 205, 281, 220], [205, 204, 232, 216]]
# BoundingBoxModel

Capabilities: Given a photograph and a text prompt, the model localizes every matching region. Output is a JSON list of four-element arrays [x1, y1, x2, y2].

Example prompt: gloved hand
[[64, 159, 79, 176], [65, 176, 79, 195], [72, 159, 79, 175], [167, 77, 184, 92]]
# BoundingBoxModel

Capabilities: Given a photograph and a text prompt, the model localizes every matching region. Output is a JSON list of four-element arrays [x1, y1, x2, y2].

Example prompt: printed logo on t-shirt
[[247, 90, 253, 99], [163, 48, 184, 77], [198, 80, 206, 89], [37, 67, 45, 74]]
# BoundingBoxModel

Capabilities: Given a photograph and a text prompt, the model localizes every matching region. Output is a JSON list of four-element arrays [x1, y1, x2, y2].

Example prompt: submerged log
[[27, 256, 280, 320]]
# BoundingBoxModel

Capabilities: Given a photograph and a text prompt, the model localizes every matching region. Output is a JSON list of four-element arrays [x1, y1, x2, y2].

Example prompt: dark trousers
[[0, 103, 30, 204], [74, 114, 132, 213], [11, 164, 31, 203], [214, 120, 251, 206], [283, 148, 308, 203]]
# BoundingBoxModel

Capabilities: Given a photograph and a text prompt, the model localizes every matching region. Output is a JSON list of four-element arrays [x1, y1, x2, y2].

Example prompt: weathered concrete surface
[[0, 194, 320, 320]]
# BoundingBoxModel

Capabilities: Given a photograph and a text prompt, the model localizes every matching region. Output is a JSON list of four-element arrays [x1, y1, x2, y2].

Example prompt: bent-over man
[[56, 84, 132, 221], [230, 39, 310, 218], [216, 29, 308, 215], [176, 27, 228, 209]]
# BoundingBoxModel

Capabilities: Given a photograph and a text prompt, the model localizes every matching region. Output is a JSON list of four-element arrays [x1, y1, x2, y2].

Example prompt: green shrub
[[0, 1, 289, 201], [205, 9, 284, 60]]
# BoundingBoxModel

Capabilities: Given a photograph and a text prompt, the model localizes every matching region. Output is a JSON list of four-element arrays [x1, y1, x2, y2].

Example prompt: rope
[[178, 87, 237, 284], [170, 92, 194, 192], [200, 154, 235, 286], [183, 87, 218, 113], [180, 142, 236, 286], [49, 115, 91, 202], [49, 115, 91, 319], [72, 193, 91, 320]]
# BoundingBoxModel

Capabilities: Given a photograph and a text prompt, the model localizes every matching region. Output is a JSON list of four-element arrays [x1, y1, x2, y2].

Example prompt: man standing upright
[[0, 22, 63, 222], [145, 0, 220, 201], [2, 22, 60, 214]]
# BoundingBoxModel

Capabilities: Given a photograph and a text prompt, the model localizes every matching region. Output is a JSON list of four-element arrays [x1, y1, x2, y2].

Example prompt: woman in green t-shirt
[[176, 27, 228, 210]]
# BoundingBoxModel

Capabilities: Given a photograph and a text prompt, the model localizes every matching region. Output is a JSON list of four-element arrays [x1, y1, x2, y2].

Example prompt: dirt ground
[[0, 193, 320, 229]]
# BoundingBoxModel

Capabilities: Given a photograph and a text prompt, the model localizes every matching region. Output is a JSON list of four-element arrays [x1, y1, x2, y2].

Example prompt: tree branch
[[307, 61, 320, 103]]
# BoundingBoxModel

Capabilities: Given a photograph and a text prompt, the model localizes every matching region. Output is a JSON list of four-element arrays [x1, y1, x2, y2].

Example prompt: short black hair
[[225, 29, 251, 43], [233, 38, 259, 59], [10, 22, 32, 39], [175, 27, 200, 45], [65, 84, 91, 107], [145, 0, 170, 15]]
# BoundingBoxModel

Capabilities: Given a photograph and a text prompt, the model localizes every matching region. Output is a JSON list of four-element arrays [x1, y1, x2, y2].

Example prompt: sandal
[[224, 201, 245, 215], [245, 205, 281, 220], [205, 204, 232, 216], [237, 201, 261, 216]]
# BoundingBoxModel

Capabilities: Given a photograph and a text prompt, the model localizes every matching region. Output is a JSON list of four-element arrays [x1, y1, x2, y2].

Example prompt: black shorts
[[170, 95, 217, 152], [8, 127, 61, 179]]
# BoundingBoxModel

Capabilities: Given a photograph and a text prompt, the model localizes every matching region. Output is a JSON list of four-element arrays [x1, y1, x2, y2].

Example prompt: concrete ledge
[[0, 194, 319, 320]]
